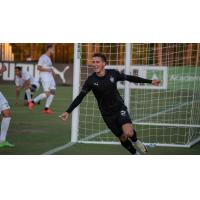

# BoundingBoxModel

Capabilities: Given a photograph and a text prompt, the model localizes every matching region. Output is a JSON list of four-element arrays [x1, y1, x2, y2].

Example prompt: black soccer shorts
[[102, 109, 132, 137]]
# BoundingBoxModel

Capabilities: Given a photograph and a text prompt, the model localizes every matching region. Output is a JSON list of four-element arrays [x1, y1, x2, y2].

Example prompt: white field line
[[42, 129, 110, 155], [78, 140, 191, 148], [42, 142, 75, 155]]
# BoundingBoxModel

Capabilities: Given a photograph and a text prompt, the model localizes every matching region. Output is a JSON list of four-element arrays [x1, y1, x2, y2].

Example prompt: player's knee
[[45, 91, 50, 97], [119, 134, 128, 142], [2, 109, 12, 117], [50, 89, 56, 95], [123, 129, 133, 138]]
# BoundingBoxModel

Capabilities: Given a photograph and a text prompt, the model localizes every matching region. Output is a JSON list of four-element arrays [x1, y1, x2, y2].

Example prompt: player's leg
[[29, 80, 48, 111], [102, 115, 138, 155], [29, 93, 47, 111], [119, 134, 139, 155], [122, 123, 137, 141], [0, 93, 14, 147], [43, 78, 56, 114], [25, 88, 32, 103], [24, 92, 29, 106], [122, 123, 148, 154], [43, 89, 55, 114], [30, 84, 40, 104], [23, 92, 33, 106], [118, 109, 147, 154]]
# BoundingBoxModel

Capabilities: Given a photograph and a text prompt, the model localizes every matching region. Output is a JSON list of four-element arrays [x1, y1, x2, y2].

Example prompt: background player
[[59, 53, 161, 155], [29, 44, 56, 114], [0, 64, 14, 147], [15, 66, 40, 107]]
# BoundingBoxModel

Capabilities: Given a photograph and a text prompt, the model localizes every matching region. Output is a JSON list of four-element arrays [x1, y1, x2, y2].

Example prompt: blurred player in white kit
[[15, 66, 40, 106], [29, 44, 56, 114], [0, 63, 14, 147]]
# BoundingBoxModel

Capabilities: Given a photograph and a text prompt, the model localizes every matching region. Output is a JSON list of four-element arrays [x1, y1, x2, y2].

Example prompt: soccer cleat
[[133, 140, 148, 154], [0, 141, 15, 148], [42, 109, 54, 115], [28, 101, 34, 111]]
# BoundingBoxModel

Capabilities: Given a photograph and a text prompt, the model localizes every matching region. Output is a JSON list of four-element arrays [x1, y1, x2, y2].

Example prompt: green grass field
[[0, 84, 199, 155]]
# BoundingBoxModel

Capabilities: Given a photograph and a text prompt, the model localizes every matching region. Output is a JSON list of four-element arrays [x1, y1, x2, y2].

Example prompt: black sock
[[130, 129, 137, 143], [121, 139, 136, 154]]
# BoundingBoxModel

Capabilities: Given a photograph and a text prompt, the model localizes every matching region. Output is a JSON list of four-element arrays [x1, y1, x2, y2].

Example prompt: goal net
[[72, 43, 200, 147]]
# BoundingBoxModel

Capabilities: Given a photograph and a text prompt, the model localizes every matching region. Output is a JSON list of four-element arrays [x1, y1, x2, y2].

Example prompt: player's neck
[[45, 52, 51, 57], [96, 69, 106, 77]]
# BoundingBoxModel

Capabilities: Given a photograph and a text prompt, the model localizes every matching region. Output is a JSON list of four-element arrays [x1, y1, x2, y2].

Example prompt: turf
[[0, 84, 199, 155]]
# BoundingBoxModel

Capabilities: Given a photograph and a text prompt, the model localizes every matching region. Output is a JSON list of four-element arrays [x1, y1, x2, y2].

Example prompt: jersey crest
[[110, 76, 114, 83]]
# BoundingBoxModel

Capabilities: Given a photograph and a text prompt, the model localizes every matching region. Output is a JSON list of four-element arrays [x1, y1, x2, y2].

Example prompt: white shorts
[[0, 92, 10, 113], [41, 77, 56, 92]]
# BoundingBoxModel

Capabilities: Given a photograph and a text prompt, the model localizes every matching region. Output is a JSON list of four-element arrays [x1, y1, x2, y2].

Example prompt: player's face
[[49, 46, 55, 55], [92, 57, 106, 73], [15, 69, 21, 77]]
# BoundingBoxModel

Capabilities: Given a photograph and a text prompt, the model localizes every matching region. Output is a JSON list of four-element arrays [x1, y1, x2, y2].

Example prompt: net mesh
[[77, 43, 200, 146]]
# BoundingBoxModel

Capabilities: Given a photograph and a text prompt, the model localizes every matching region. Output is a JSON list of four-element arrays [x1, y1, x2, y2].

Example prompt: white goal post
[[71, 43, 200, 148]]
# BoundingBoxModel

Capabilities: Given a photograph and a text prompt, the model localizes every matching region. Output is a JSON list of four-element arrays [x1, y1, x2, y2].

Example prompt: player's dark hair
[[15, 66, 22, 71], [92, 53, 107, 64], [46, 44, 54, 51]]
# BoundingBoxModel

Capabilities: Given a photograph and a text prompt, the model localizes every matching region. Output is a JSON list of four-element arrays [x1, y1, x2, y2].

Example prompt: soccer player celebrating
[[15, 66, 40, 107], [29, 44, 56, 114], [59, 53, 161, 154], [0, 64, 14, 147]]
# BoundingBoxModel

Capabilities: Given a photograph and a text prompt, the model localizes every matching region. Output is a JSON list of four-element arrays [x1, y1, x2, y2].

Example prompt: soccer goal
[[71, 43, 200, 148]]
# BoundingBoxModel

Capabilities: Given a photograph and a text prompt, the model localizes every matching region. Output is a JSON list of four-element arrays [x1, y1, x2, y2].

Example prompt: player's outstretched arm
[[125, 75, 153, 84], [59, 91, 88, 122], [37, 65, 53, 73], [59, 112, 70, 121], [59, 78, 91, 122], [118, 71, 161, 85], [0, 63, 7, 74], [151, 79, 161, 86], [15, 86, 21, 105], [60, 77, 92, 121]]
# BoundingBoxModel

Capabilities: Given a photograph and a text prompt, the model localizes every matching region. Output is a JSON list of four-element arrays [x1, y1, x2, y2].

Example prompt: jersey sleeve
[[66, 78, 92, 113], [115, 70, 127, 81], [81, 77, 92, 94], [38, 55, 47, 67], [115, 70, 152, 84]]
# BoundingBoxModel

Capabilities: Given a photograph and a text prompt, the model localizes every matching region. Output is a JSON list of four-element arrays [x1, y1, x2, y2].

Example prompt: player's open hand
[[152, 80, 161, 86], [59, 112, 70, 121], [0, 64, 7, 74]]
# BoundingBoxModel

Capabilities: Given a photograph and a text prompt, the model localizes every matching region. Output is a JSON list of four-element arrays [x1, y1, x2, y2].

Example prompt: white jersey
[[38, 54, 54, 80], [15, 71, 40, 88], [0, 92, 10, 113]]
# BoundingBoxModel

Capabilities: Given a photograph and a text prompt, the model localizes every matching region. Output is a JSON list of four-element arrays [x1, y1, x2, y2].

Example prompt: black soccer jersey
[[66, 69, 152, 116]]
